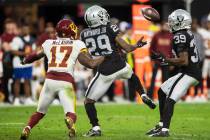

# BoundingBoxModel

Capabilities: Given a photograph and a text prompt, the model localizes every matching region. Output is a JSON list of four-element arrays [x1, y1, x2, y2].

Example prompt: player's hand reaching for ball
[[136, 36, 147, 48]]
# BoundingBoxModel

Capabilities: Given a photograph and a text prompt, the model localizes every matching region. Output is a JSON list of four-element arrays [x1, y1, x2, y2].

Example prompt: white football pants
[[160, 73, 199, 102], [37, 79, 76, 114]]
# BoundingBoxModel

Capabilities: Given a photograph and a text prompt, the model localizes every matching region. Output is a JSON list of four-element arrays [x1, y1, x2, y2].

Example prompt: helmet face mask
[[168, 9, 192, 33], [84, 5, 110, 28]]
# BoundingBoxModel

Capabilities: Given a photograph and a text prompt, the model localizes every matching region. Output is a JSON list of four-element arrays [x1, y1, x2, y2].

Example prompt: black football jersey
[[80, 23, 126, 75], [172, 30, 201, 80]]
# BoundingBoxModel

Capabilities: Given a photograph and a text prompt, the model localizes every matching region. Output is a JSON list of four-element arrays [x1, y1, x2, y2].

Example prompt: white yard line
[[172, 133, 198, 139], [0, 122, 24, 126], [0, 101, 210, 108]]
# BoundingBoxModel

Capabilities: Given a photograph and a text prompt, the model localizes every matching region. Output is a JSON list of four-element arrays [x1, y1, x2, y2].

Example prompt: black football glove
[[151, 51, 169, 66], [136, 36, 147, 48], [151, 52, 164, 60]]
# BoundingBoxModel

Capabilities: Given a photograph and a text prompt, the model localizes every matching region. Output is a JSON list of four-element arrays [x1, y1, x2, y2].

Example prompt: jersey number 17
[[49, 46, 72, 67]]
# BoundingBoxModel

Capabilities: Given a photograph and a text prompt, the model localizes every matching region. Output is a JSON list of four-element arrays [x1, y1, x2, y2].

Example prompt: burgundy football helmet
[[56, 19, 78, 39]]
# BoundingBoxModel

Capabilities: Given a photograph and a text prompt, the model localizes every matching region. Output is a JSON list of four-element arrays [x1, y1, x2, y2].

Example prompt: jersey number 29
[[85, 34, 112, 55]]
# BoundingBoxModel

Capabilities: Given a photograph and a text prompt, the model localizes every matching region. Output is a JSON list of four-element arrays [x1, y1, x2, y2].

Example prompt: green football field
[[0, 103, 210, 140]]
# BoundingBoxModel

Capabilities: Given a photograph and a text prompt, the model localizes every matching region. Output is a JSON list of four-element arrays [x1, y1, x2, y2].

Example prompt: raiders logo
[[177, 15, 184, 22]]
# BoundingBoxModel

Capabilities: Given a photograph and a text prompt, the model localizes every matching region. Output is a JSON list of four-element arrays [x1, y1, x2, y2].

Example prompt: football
[[141, 7, 160, 22]]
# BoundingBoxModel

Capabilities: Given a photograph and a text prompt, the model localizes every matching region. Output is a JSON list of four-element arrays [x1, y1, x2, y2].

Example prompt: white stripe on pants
[[85, 63, 133, 101], [160, 73, 199, 101]]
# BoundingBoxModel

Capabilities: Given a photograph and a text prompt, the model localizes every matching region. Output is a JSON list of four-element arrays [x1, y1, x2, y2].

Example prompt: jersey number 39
[[49, 46, 72, 67], [175, 34, 199, 63]]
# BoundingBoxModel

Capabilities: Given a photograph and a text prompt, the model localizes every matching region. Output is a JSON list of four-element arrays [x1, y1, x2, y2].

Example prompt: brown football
[[141, 7, 160, 22]]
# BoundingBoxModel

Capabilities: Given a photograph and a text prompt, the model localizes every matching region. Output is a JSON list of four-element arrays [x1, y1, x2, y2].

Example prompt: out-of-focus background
[[0, 0, 210, 106]]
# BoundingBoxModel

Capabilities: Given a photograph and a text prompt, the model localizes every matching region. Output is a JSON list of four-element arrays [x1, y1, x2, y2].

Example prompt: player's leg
[[23, 67, 34, 105], [84, 72, 114, 137], [146, 73, 183, 135], [24, 79, 35, 105], [121, 64, 156, 109], [58, 84, 76, 138], [129, 73, 156, 109], [20, 80, 55, 140], [24, 80, 31, 97], [162, 75, 198, 130], [150, 74, 198, 137], [158, 74, 184, 123], [13, 68, 26, 105], [13, 78, 21, 105]]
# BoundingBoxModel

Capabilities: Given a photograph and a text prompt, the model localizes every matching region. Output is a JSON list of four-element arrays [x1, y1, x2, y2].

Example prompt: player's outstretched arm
[[22, 49, 45, 65], [115, 33, 147, 53], [78, 50, 105, 69], [165, 51, 189, 66], [11, 50, 27, 57]]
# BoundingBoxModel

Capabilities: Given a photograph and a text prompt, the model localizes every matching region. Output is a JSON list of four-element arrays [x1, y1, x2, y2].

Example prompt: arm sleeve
[[107, 23, 120, 39]]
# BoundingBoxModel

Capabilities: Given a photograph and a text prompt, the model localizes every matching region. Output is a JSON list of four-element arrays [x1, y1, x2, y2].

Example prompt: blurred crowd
[[0, 13, 210, 105]]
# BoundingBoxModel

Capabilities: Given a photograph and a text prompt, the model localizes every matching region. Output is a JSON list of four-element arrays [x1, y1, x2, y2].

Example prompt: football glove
[[136, 36, 147, 48], [151, 51, 169, 66]]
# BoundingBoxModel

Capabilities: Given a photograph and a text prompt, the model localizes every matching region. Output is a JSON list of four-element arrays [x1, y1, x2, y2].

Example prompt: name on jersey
[[52, 40, 73, 45], [84, 27, 106, 38]]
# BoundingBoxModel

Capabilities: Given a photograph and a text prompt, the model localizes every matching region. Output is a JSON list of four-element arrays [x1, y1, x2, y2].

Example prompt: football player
[[80, 5, 156, 137], [20, 19, 105, 140], [147, 9, 201, 137]]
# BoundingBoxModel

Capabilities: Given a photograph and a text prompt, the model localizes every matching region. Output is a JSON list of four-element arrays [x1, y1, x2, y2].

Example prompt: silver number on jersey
[[190, 39, 199, 63], [174, 34, 186, 44], [85, 34, 112, 55], [97, 34, 112, 51], [85, 38, 97, 54], [110, 24, 119, 32]]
